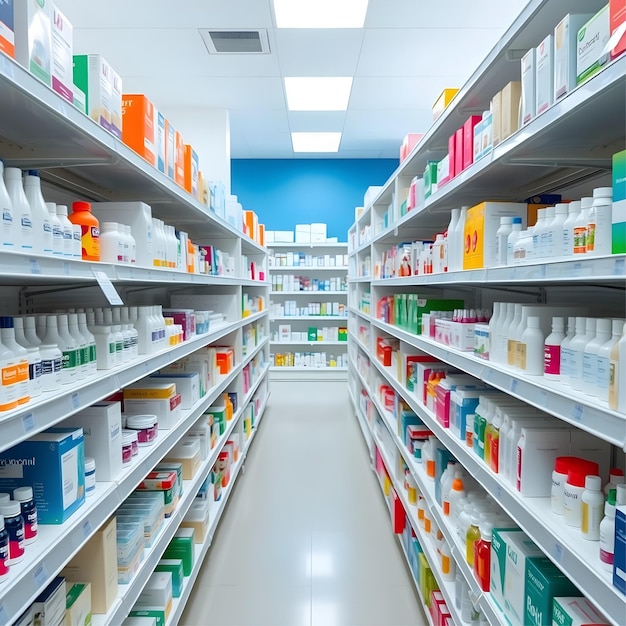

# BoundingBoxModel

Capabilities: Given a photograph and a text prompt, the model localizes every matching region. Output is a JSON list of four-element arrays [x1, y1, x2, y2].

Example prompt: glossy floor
[[181, 380, 428, 626]]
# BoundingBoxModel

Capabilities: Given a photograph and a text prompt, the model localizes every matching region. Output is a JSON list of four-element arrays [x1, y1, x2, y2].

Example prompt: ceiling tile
[[287, 111, 347, 133], [342, 110, 427, 148]]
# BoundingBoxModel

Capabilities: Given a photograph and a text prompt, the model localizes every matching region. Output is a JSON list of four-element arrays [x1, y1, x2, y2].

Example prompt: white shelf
[[270, 341, 347, 346], [270, 316, 348, 321], [348, 386, 373, 456], [269, 366, 347, 372], [359, 310, 626, 448], [270, 291, 347, 295], [368, 354, 620, 625], [348, 276, 372, 283], [267, 242, 347, 249], [269, 265, 349, 271]]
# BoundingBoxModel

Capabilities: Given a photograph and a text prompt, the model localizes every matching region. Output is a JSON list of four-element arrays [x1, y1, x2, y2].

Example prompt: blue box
[[0, 427, 85, 524], [614, 505, 626, 595], [157, 111, 166, 174]]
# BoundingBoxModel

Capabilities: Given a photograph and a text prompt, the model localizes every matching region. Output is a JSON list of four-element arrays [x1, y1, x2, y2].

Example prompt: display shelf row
[[166, 395, 267, 626], [270, 291, 347, 296], [353, 308, 625, 448], [348, 387, 373, 458], [0, 311, 269, 453], [267, 243, 348, 249], [363, 349, 622, 625], [268, 266, 349, 272], [269, 366, 347, 373], [0, 55, 264, 253], [270, 340, 346, 346], [270, 316, 348, 321]]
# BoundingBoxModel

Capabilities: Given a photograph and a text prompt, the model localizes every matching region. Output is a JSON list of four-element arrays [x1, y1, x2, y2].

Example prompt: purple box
[[162, 309, 195, 341]]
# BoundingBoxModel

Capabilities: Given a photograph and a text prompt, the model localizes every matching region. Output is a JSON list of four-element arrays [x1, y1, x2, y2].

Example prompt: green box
[[128, 609, 165, 626], [156, 559, 184, 598], [308, 327, 318, 341], [613, 150, 626, 254], [491, 528, 523, 613], [163, 529, 194, 575], [525, 558, 580, 626], [401, 296, 464, 335], [338, 327, 348, 342], [155, 462, 183, 498], [424, 161, 438, 199]]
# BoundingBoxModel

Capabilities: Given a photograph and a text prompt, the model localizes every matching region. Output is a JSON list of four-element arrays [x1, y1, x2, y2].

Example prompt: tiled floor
[[180, 380, 428, 626]]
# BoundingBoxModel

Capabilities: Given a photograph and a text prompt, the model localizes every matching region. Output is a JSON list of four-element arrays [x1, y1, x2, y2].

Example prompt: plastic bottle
[[0, 515, 9, 581], [439, 461, 456, 507], [448, 476, 466, 522], [573, 197, 593, 255], [0, 501, 24, 564], [440, 539, 455, 581], [13, 487, 37, 545], [474, 521, 492, 591], [506, 217, 523, 265], [135, 306, 155, 355], [581, 475, 604, 541], [497, 302, 515, 365], [587, 187, 613, 256], [4, 167, 32, 251], [520, 316, 544, 375], [0, 326, 19, 411], [0, 318, 30, 405], [549, 203, 569, 259], [489, 302, 502, 362], [559, 317, 577, 385], [609, 322, 626, 411], [496, 216, 513, 265], [567, 317, 591, 386], [24, 317, 41, 347], [466, 509, 481, 566], [598, 320, 624, 402], [68, 314, 87, 380], [604, 469, 625, 497], [582, 318, 611, 396], [454, 207, 468, 271], [103, 309, 124, 365], [551, 456, 576, 515], [544, 317, 565, 380], [513, 228, 534, 264], [532, 208, 548, 258], [513, 307, 531, 370], [447, 208, 460, 272], [120, 224, 130, 264], [39, 342, 62, 391], [0, 161, 14, 250], [507, 304, 523, 366], [46, 202, 63, 256], [599, 488, 617, 569], [55, 204, 74, 258], [46, 315, 76, 384], [541, 206, 556, 258], [100, 222, 123, 264], [23, 171, 53, 256], [89, 325, 116, 369], [77, 313, 97, 375], [124, 224, 135, 264], [562, 200, 580, 256], [563, 459, 599, 528], [69, 201, 100, 261]]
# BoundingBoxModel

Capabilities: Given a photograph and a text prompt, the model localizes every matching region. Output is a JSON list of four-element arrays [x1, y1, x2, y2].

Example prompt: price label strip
[[92, 270, 124, 306], [22, 413, 35, 434]]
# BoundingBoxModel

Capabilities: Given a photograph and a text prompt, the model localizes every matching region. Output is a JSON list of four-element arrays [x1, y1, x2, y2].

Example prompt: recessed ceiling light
[[285, 77, 353, 111], [273, 0, 369, 28], [292, 132, 342, 152]]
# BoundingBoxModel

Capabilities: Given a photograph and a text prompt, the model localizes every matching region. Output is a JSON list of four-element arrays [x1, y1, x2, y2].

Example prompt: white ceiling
[[54, 0, 529, 159]]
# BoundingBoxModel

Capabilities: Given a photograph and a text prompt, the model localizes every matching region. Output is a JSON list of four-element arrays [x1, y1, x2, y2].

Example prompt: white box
[[274, 230, 294, 243], [64, 583, 91, 626], [109, 66, 123, 140], [123, 383, 182, 430], [535, 34, 553, 115], [185, 423, 210, 458], [265, 231, 275, 243], [521, 48, 536, 125], [310, 223, 327, 242], [576, 6, 610, 85], [64, 401, 123, 482], [14, 0, 52, 85], [570, 428, 611, 479], [32, 577, 66, 626], [552, 597, 609, 626], [148, 373, 199, 410], [156, 110, 166, 174], [122, 619, 157, 626], [137, 572, 172, 610], [51, 4, 73, 103], [278, 324, 291, 342], [295, 224, 311, 243], [554, 13, 593, 100], [91, 202, 154, 268], [73, 54, 113, 134]]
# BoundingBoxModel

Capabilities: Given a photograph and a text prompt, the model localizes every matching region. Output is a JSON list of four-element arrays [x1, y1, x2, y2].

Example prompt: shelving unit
[[0, 51, 270, 625], [268, 242, 349, 380], [348, 1, 626, 623]]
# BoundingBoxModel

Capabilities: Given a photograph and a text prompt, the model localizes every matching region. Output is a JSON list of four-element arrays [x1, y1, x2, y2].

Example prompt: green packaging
[[128, 609, 165, 626], [613, 150, 626, 254], [424, 161, 438, 199], [156, 559, 184, 598], [308, 327, 318, 341], [163, 529, 194, 576]]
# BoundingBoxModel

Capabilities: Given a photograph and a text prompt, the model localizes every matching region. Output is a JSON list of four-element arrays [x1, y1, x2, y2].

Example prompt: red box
[[463, 116, 482, 170], [391, 489, 405, 533], [611, 0, 626, 59], [454, 128, 464, 175], [448, 134, 456, 179]]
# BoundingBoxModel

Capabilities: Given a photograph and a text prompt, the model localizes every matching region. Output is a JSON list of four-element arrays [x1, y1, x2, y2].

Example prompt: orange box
[[258, 224, 265, 247], [122, 94, 156, 166], [432, 88, 459, 121], [183, 144, 199, 195], [0, 2, 15, 59], [244, 210, 258, 241], [611, 0, 626, 59], [174, 131, 185, 187]]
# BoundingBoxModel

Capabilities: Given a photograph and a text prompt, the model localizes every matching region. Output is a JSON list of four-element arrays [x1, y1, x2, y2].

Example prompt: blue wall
[[231, 159, 398, 241]]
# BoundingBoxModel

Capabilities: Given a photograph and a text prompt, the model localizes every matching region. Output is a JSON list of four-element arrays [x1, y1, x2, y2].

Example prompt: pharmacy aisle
[[181, 381, 428, 626]]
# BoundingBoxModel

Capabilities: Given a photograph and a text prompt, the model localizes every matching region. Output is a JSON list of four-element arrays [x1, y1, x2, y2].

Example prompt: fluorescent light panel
[[285, 77, 353, 111], [292, 132, 342, 152], [273, 0, 369, 28]]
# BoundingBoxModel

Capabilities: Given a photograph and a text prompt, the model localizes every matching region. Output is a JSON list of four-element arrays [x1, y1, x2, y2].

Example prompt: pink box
[[449, 321, 475, 351], [455, 128, 464, 174], [448, 134, 456, 179], [400, 133, 424, 162], [463, 116, 482, 170], [162, 309, 195, 341]]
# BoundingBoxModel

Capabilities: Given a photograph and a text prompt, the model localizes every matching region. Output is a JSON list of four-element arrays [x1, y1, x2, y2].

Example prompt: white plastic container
[[532, 208, 548, 259], [55, 204, 74, 258], [581, 475, 604, 540], [544, 316, 565, 380], [565, 317, 590, 386], [572, 197, 593, 255], [496, 217, 513, 266], [23, 171, 53, 256], [597, 319, 623, 402], [0, 317, 30, 405], [55, 314, 78, 383], [539, 206, 555, 258], [68, 313, 87, 380], [609, 322, 626, 413], [77, 313, 97, 375], [100, 222, 124, 264], [488, 302, 502, 362], [520, 316, 544, 375], [506, 217, 523, 265], [0, 161, 14, 250], [548, 203, 568, 259], [4, 167, 32, 251], [46, 202, 63, 256], [582, 318, 611, 396], [562, 200, 580, 256], [587, 187, 612, 256], [559, 316, 577, 384], [90, 325, 116, 369], [39, 342, 62, 392], [84, 457, 96, 496]]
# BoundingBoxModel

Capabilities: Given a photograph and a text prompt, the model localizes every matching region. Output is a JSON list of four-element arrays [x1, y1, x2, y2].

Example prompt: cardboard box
[[15, 0, 52, 84], [613, 150, 626, 254], [73, 83, 86, 114], [155, 560, 184, 599], [33, 577, 66, 626], [521, 48, 536, 125], [124, 382, 181, 430], [65, 583, 91, 626], [295, 224, 311, 243], [432, 88, 459, 121], [156, 111, 166, 174], [128, 609, 165, 626], [164, 439, 200, 480], [424, 161, 438, 198], [611, 0, 626, 59], [183, 144, 198, 195], [501, 81, 521, 141], [0, 427, 85, 523], [0, 0, 14, 59], [136, 572, 172, 620], [149, 373, 199, 410], [166, 120, 175, 179], [554, 14, 593, 100], [174, 131, 185, 187], [536, 34, 554, 115], [62, 517, 117, 614], [552, 596, 609, 626], [577, 6, 610, 84], [462, 116, 481, 169], [51, 4, 73, 103], [491, 91, 502, 147], [180, 500, 210, 544], [614, 505, 626, 595], [109, 67, 122, 140], [400, 133, 423, 162], [73, 55, 113, 133], [122, 94, 156, 166], [480, 111, 493, 158], [244, 210, 259, 242], [64, 401, 123, 482], [310, 223, 327, 242], [463, 201, 527, 269]]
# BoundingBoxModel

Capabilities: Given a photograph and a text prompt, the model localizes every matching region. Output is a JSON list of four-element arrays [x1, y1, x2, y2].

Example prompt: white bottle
[[581, 475, 604, 541], [120, 224, 130, 264], [90, 325, 117, 370], [489, 302, 502, 362], [4, 167, 32, 251], [55, 314, 78, 383], [168, 225, 178, 268], [23, 171, 53, 256], [68, 314, 87, 380], [127, 225, 137, 264], [120, 308, 139, 358], [539, 206, 555, 259], [46, 203, 63, 256], [559, 317, 577, 385], [135, 306, 155, 355], [573, 197, 593, 255], [0, 161, 14, 250], [532, 208, 548, 259], [0, 317, 30, 404], [39, 342, 62, 392], [432, 233, 446, 273], [549, 203, 568, 260], [497, 302, 515, 365], [77, 313, 97, 375], [440, 539, 455, 581], [587, 187, 613, 256], [440, 461, 456, 509], [582, 318, 611, 396], [520, 316, 544, 375], [604, 469, 625, 496], [561, 200, 579, 257], [496, 217, 513, 266], [597, 319, 623, 402], [447, 208, 460, 272], [513, 307, 531, 370], [513, 228, 534, 265], [506, 304, 523, 367], [71, 222, 82, 258], [25, 346, 42, 398], [154, 305, 167, 347], [566, 317, 590, 386], [103, 309, 123, 365], [506, 217, 523, 265], [544, 317, 565, 380], [55, 205, 74, 258], [100, 222, 123, 264]]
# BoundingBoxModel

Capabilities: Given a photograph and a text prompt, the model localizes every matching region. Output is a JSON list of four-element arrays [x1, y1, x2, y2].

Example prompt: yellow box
[[491, 90, 502, 147], [124, 382, 176, 400], [432, 88, 459, 121], [197, 170, 209, 205], [463, 201, 527, 269], [244, 210, 259, 241], [501, 81, 522, 141]]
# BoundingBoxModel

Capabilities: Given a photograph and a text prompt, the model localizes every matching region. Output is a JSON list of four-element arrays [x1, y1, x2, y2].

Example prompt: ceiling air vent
[[200, 29, 270, 54]]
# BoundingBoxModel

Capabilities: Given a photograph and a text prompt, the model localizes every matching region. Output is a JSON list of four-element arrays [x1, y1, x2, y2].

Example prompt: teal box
[[525, 557, 580, 625], [0, 427, 85, 524], [613, 150, 626, 254], [423, 161, 438, 198], [156, 558, 184, 598]]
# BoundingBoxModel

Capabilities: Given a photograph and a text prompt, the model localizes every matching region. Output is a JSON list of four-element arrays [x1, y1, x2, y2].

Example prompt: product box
[[186, 421, 212, 457], [124, 382, 182, 430], [295, 224, 311, 243], [109, 67, 122, 139], [536, 34, 554, 115], [244, 210, 259, 242], [552, 596, 609, 626], [150, 372, 199, 409], [183, 144, 199, 196], [462, 116, 482, 169], [33, 577, 66, 626], [310, 223, 327, 243], [155, 559, 184, 598], [525, 558, 581, 626], [180, 500, 210, 544], [0, 427, 85, 523], [166, 120, 175, 179], [62, 517, 117, 614], [473, 118, 484, 162], [174, 131, 185, 187], [554, 14, 593, 100], [437, 155, 451, 187], [123, 619, 157, 626], [614, 505, 626, 595], [164, 439, 201, 480], [501, 81, 522, 141], [454, 127, 464, 174], [611, 0, 626, 58], [463, 201, 527, 269], [64, 401, 123, 482], [163, 528, 194, 575], [432, 88, 459, 121], [51, 3, 73, 103], [577, 6, 610, 85], [14, 0, 52, 84], [156, 110, 166, 173], [65, 583, 91, 626], [481, 111, 493, 157], [613, 150, 626, 254], [0, 0, 14, 59], [491, 90, 502, 147], [521, 48, 536, 125], [400, 133, 423, 162], [73, 54, 113, 133], [136, 572, 172, 620], [73, 83, 86, 114], [128, 609, 165, 626], [121, 94, 156, 166]]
